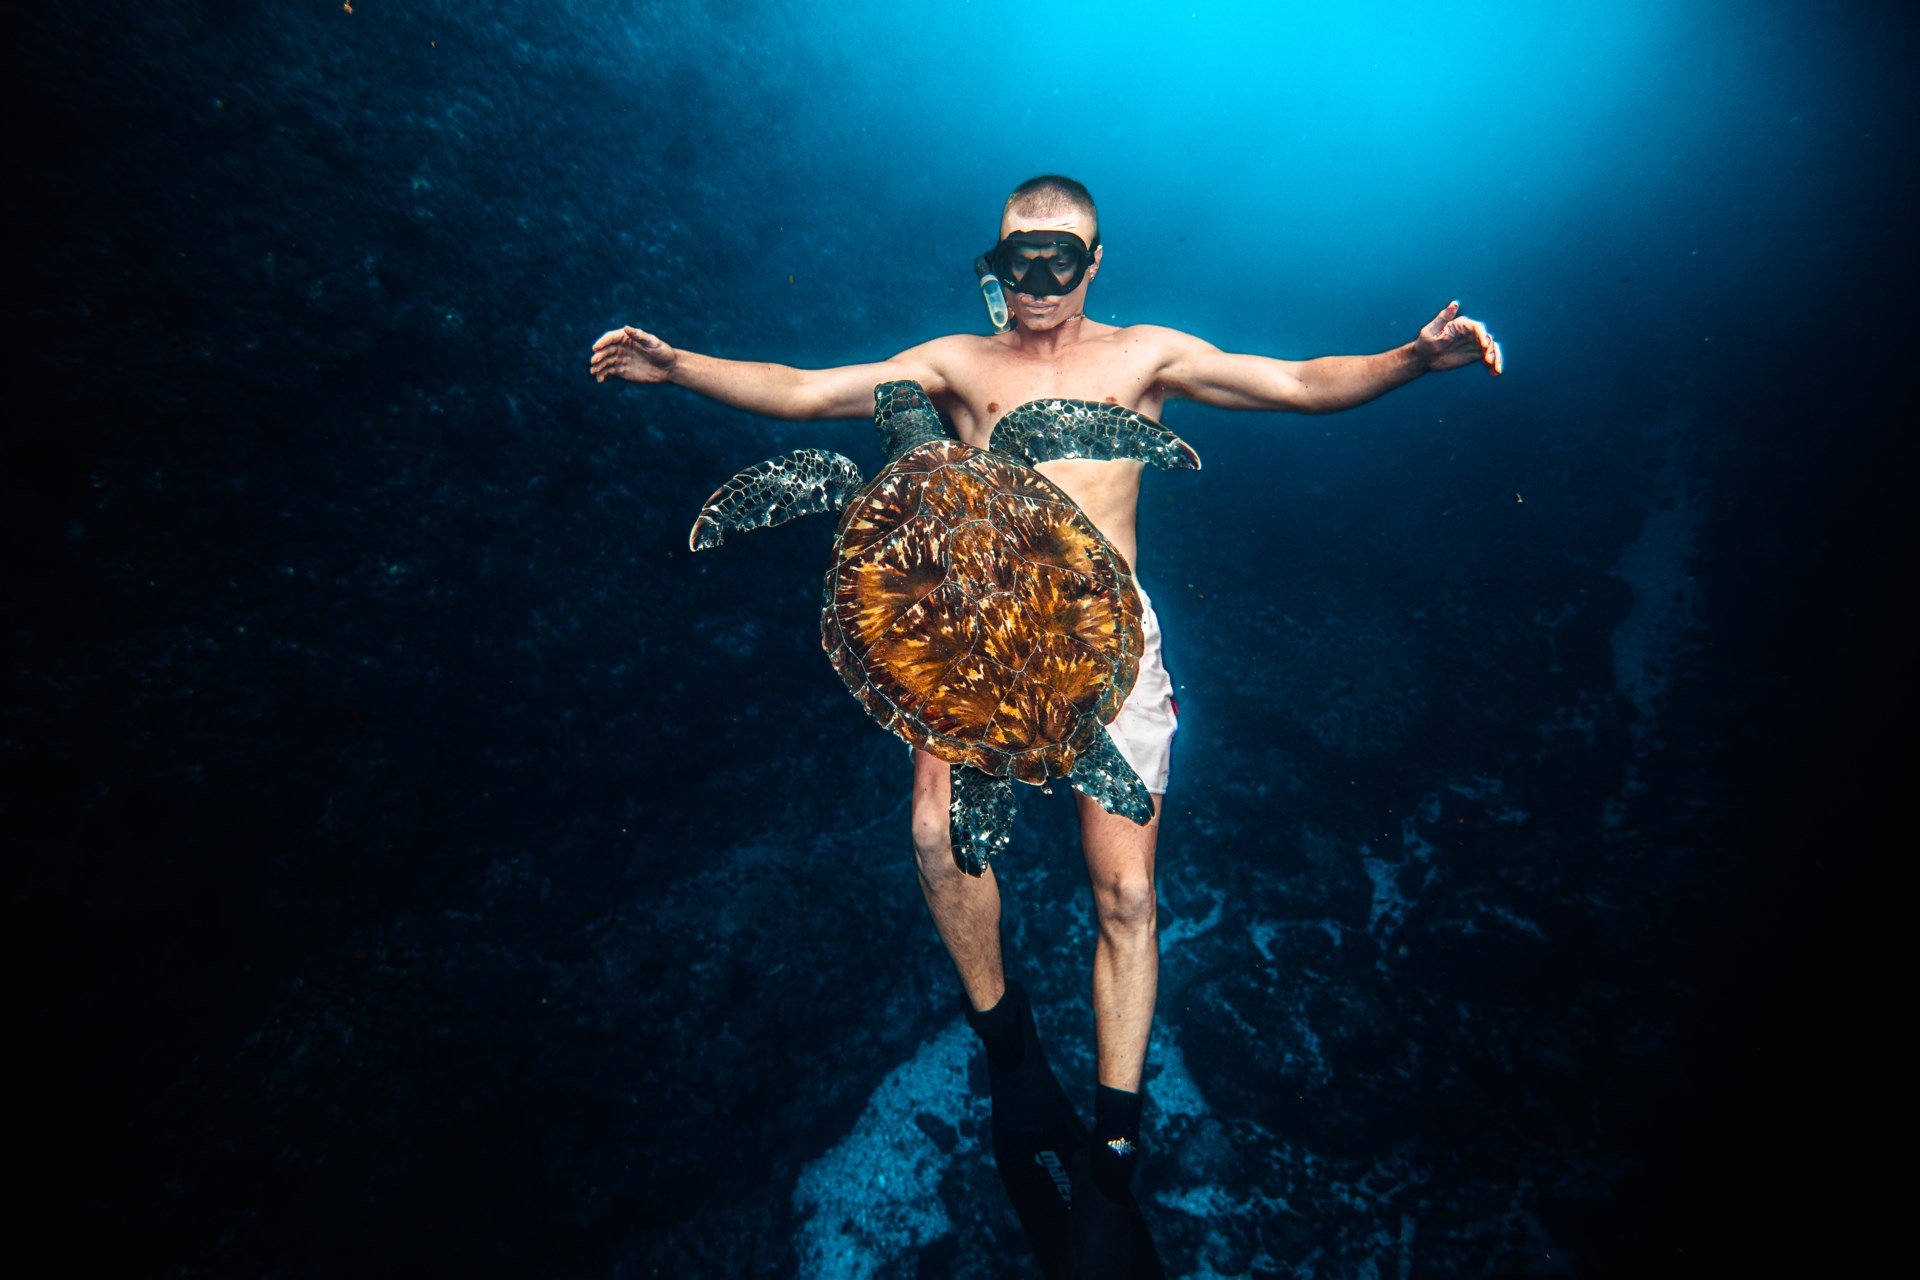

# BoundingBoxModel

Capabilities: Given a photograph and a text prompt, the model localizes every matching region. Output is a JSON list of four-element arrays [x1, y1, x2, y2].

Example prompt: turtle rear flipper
[[950, 766, 1016, 876], [689, 448, 864, 551], [992, 400, 1201, 472], [1067, 731, 1154, 825]]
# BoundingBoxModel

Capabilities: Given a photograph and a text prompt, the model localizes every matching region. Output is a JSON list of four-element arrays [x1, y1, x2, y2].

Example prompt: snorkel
[[974, 255, 1014, 332]]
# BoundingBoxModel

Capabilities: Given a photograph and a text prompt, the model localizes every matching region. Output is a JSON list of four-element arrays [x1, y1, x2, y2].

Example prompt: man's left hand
[[1415, 301, 1503, 375]]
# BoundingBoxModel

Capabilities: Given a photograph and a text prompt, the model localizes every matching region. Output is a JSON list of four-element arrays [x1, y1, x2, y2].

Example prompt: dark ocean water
[[10, 2, 1912, 1276]]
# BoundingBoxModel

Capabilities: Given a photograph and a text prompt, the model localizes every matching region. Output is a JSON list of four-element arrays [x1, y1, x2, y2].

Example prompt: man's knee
[[911, 803, 956, 879], [1092, 874, 1157, 934]]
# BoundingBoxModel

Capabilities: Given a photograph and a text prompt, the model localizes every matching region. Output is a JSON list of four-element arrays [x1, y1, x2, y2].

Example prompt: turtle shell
[[820, 438, 1142, 785]]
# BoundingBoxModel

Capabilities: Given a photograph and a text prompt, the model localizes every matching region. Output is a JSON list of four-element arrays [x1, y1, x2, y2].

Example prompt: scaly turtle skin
[[688, 380, 1199, 874]]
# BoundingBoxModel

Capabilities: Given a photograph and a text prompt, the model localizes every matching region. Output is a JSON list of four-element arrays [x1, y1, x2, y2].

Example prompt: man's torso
[[922, 321, 1174, 571]]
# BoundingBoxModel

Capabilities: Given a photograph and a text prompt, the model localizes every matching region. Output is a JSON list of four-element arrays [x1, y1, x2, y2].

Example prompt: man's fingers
[[1448, 317, 1491, 346], [591, 326, 659, 352]]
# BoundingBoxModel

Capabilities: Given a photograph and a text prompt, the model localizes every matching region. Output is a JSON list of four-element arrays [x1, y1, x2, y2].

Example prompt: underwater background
[[11, 1, 1910, 1275]]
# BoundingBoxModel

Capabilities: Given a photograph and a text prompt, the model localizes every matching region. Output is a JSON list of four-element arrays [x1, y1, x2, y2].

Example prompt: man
[[591, 175, 1501, 1271]]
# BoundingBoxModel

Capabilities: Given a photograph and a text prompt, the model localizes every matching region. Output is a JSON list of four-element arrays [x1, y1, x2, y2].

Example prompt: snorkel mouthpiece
[[974, 255, 1013, 332]]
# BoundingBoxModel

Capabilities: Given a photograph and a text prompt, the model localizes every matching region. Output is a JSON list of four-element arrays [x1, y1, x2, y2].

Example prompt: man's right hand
[[590, 325, 678, 384]]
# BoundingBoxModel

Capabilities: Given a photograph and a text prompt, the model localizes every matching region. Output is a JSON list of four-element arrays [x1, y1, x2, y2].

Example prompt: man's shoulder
[[1103, 322, 1199, 348], [898, 331, 1000, 356]]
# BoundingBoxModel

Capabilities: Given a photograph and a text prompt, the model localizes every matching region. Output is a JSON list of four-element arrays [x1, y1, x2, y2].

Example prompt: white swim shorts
[[1106, 582, 1178, 795]]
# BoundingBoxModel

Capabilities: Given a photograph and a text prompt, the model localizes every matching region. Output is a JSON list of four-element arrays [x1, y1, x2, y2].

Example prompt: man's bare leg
[[1068, 786, 1162, 1246], [918, 755, 1086, 1273], [1076, 791, 1162, 1091], [911, 749, 1007, 1013]]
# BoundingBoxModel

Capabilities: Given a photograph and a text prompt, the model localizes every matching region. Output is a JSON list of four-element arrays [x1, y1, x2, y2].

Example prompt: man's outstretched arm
[[1154, 301, 1503, 414], [589, 325, 951, 420]]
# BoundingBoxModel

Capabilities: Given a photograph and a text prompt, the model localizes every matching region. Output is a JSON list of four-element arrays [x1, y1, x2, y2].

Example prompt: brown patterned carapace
[[821, 439, 1142, 784]]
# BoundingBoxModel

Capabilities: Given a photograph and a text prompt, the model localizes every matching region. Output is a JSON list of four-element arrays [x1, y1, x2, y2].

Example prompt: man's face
[[997, 206, 1101, 331]]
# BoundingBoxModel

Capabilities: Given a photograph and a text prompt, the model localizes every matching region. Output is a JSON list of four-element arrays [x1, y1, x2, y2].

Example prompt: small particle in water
[[343, 2, 352, 12], [788, 274, 794, 284], [1515, 492, 1524, 503]]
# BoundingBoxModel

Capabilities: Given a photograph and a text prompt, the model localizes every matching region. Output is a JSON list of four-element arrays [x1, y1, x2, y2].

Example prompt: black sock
[[964, 981, 1027, 1075], [1090, 1084, 1143, 1205]]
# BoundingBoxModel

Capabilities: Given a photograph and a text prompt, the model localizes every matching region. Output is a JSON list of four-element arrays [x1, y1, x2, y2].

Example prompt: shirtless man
[[591, 175, 1501, 1269]]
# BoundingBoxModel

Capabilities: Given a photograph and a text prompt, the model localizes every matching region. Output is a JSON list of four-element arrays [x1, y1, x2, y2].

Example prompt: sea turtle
[[688, 379, 1199, 875]]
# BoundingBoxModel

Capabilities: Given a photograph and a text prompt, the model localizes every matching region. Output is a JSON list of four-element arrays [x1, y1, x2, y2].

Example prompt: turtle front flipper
[[950, 766, 1017, 876], [991, 400, 1201, 472], [688, 448, 865, 551], [873, 380, 949, 458], [1067, 730, 1155, 826]]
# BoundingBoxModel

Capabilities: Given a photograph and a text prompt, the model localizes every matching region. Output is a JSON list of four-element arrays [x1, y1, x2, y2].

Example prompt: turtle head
[[873, 380, 948, 458]]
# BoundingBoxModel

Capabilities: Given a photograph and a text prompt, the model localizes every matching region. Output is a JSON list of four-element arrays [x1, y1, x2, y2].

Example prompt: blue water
[[13, 1, 1909, 1276]]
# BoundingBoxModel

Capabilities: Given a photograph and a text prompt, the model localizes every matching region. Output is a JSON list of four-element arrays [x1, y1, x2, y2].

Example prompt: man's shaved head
[[1002, 174, 1099, 244]]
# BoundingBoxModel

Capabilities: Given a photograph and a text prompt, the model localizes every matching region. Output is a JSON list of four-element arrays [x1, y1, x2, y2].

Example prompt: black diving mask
[[976, 230, 1099, 298]]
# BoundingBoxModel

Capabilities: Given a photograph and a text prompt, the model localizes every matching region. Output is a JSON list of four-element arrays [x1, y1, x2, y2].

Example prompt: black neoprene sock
[[1090, 1083, 1144, 1205], [964, 981, 1028, 1075]]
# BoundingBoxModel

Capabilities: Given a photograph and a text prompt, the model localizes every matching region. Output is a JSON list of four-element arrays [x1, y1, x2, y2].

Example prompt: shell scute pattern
[[946, 523, 1014, 599], [917, 652, 1016, 741], [834, 474, 918, 563], [989, 493, 1102, 579], [865, 586, 983, 707], [970, 449, 1060, 504], [822, 438, 1144, 780], [977, 597, 1036, 669], [836, 523, 947, 648]]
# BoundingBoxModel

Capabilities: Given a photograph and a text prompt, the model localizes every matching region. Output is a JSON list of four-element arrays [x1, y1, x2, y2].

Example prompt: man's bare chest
[[943, 345, 1165, 445]]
